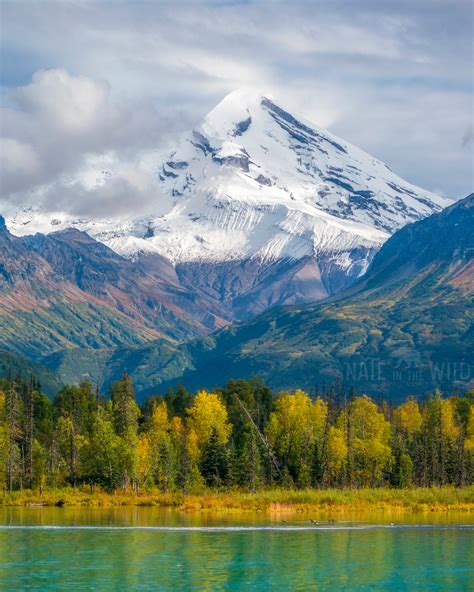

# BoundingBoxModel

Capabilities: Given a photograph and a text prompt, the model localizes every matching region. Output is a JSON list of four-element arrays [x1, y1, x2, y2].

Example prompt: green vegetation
[[1, 374, 473, 506], [47, 265, 470, 400], [0, 349, 63, 396], [0, 300, 158, 360], [2, 486, 473, 513], [125, 269, 472, 399]]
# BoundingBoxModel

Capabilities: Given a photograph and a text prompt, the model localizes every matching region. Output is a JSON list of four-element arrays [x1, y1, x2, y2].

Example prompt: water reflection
[[2, 506, 473, 527], [0, 509, 473, 591]]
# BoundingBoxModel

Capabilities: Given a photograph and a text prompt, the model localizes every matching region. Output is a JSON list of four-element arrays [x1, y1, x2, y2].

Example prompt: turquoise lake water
[[1, 509, 473, 591]]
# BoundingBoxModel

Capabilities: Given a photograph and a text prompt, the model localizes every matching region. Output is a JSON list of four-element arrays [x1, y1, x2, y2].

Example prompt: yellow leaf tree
[[343, 396, 392, 487], [393, 398, 422, 439], [186, 391, 232, 452], [327, 426, 348, 485], [148, 401, 174, 491], [266, 390, 328, 486]]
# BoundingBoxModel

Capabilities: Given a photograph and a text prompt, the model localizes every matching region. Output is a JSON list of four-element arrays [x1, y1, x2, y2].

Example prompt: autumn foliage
[[0, 375, 472, 494]]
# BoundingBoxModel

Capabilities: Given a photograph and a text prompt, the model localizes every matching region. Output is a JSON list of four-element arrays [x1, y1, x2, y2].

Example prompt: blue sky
[[0, 0, 472, 216]]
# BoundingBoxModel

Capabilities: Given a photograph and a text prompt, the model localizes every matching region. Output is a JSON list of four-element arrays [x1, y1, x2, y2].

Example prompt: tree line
[[1, 374, 473, 493]]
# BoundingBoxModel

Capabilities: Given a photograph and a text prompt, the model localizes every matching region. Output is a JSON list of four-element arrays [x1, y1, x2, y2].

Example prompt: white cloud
[[39, 168, 165, 219], [0, 138, 41, 192], [0, 0, 472, 216], [0, 68, 190, 214], [16, 69, 110, 132]]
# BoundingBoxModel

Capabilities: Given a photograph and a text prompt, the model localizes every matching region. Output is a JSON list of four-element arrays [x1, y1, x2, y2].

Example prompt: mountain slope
[[7, 89, 451, 318], [0, 348, 63, 395], [92, 194, 473, 400], [0, 219, 229, 359]]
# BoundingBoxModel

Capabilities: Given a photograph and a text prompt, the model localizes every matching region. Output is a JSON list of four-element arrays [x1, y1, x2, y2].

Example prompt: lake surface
[[1, 508, 473, 591]]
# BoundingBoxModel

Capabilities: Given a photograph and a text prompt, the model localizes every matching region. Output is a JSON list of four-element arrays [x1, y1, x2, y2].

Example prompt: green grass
[[2, 486, 473, 513]]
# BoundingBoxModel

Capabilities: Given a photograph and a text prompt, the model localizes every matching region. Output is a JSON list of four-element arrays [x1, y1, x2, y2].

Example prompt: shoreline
[[2, 486, 473, 513]]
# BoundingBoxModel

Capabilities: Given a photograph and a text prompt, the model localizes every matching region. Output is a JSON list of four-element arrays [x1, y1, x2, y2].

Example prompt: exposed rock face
[[25, 228, 229, 331], [176, 256, 333, 320]]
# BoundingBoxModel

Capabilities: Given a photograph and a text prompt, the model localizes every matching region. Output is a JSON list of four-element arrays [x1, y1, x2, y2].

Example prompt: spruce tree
[[200, 428, 229, 489]]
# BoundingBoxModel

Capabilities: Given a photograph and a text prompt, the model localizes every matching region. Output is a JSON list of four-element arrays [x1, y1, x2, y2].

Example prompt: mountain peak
[[159, 88, 450, 240], [6, 90, 453, 311], [199, 87, 273, 139], [211, 87, 273, 111]]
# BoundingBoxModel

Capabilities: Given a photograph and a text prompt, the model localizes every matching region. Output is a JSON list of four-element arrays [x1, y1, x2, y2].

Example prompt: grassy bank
[[2, 486, 473, 513]]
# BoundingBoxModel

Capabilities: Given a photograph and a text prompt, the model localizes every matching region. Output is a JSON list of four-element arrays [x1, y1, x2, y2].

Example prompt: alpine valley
[[1, 90, 470, 399]]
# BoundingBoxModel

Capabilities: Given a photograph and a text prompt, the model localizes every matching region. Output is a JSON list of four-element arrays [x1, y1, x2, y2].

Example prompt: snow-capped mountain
[[7, 89, 452, 317]]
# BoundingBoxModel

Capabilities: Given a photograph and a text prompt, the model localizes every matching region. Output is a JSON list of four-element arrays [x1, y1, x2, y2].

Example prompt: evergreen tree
[[110, 375, 139, 436], [6, 381, 23, 492], [165, 384, 192, 418], [238, 427, 262, 492], [200, 428, 229, 489]]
